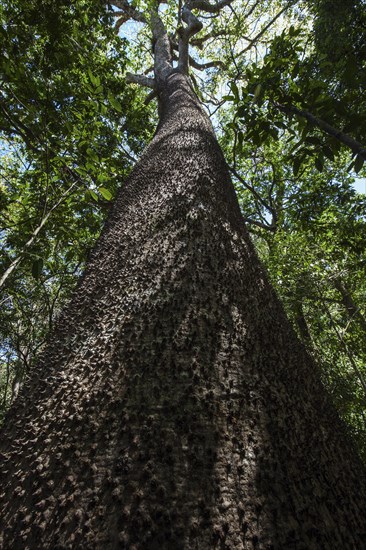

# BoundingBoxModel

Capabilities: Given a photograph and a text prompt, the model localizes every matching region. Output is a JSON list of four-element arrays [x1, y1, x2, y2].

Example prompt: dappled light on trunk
[[0, 72, 365, 549]]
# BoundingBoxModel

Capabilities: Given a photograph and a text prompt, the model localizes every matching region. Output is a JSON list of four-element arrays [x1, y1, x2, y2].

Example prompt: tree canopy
[[1, 0, 365, 457]]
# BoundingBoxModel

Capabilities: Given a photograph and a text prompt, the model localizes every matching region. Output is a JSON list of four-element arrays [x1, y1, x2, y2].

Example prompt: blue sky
[[353, 176, 366, 195]]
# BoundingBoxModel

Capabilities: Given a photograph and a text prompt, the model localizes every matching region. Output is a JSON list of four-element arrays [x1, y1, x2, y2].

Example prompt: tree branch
[[229, 166, 275, 214], [237, 1, 295, 57], [274, 101, 366, 160], [317, 285, 366, 398], [189, 56, 224, 70], [187, 0, 235, 14], [144, 90, 158, 105], [191, 29, 230, 48], [0, 180, 80, 290], [0, 100, 39, 152], [190, 1, 262, 47], [178, 4, 203, 73], [126, 72, 156, 89], [111, 0, 147, 23], [243, 216, 276, 232], [151, 11, 173, 81], [115, 16, 129, 34]]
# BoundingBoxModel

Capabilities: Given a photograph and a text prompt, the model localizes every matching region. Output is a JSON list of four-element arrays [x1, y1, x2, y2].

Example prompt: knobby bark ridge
[[0, 28, 366, 550]]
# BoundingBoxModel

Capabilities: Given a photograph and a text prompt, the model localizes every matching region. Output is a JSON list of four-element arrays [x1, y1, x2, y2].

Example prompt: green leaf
[[90, 189, 99, 202], [269, 127, 279, 140], [253, 83, 262, 103], [305, 136, 322, 146], [274, 121, 287, 130], [252, 131, 263, 146], [354, 155, 365, 174], [99, 103, 108, 115], [86, 148, 99, 163], [291, 60, 300, 79], [99, 187, 112, 201], [108, 92, 123, 113], [228, 121, 238, 131], [236, 105, 247, 118], [315, 156, 324, 172], [229, 81, 239, 103], [85, 189, 99, 202], [88, 69, 101, 87], [292, 156, 303, 176], [31, 258, 43, 280], [322, 145, 335, 161], [94, 85, 104, 96]]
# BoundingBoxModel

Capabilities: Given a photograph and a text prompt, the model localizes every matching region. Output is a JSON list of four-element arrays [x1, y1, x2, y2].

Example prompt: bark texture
[[0, 73, 366, 549]]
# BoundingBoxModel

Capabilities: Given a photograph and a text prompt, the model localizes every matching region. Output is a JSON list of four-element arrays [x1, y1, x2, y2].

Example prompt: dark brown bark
[[0, 72, 366, 549]]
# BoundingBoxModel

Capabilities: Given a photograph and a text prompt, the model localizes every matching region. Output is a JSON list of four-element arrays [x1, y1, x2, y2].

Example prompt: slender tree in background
[[1, 1, 366, 548]]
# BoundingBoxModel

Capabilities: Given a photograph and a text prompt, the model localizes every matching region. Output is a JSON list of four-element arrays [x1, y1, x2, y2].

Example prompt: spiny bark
[[0, 73, 366, 549]]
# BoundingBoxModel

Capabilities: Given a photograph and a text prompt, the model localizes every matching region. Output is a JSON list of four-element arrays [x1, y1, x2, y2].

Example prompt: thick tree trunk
[[0, 73, 365, 549]]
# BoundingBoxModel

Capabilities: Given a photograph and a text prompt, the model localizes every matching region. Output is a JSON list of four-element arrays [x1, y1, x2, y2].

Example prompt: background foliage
[[1, 0, 365, 459]]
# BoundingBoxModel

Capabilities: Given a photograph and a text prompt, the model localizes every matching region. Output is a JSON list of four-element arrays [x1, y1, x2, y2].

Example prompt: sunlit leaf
[[99, 187, 112, 201]]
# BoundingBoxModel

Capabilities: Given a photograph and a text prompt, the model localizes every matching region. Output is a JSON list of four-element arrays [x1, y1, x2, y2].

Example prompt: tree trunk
[[0, 72, 365, 549], [333, 278, 366, 334]]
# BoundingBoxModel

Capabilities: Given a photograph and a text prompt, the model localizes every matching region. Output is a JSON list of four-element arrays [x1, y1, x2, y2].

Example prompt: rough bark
[[0, 72, 366, 549]]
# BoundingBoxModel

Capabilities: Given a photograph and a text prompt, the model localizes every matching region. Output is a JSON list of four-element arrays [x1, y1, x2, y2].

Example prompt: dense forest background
[[1, 0, 365, 458]]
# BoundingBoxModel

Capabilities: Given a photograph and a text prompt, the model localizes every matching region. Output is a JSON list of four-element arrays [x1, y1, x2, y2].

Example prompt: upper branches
[[113, 1, 218, 86], [113, 0, 299, 85], [178, 4, 203, 73], [237, 0, 296, 57], [112, 0, 235, 84], [186, 0, 235, 13], [112, 0, 146, 23], [115, 0, 289, 93], [151, 11, 173, 83]]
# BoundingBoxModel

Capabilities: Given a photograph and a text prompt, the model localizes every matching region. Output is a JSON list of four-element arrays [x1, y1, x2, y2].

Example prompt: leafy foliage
[[220, 117, 366, 456], [0, 0, 155, 415]]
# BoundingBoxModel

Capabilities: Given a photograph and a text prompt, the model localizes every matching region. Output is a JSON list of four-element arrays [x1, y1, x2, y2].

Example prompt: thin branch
[[333, 279, 366, 334], [238, 1, 295, 57], [0, 100, 39, 152], [316, 285, 366, 398], [0, 180, 80, 290], [111, 0, 147, 23], [191, 29, 230, 48], [189, 56, 224, 70], [274, 101, 366, 160], [242, 0, 261, 20], [243, 216, 275, 231], [229, 166, 275, 214], [144, 90, 158, 105]]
